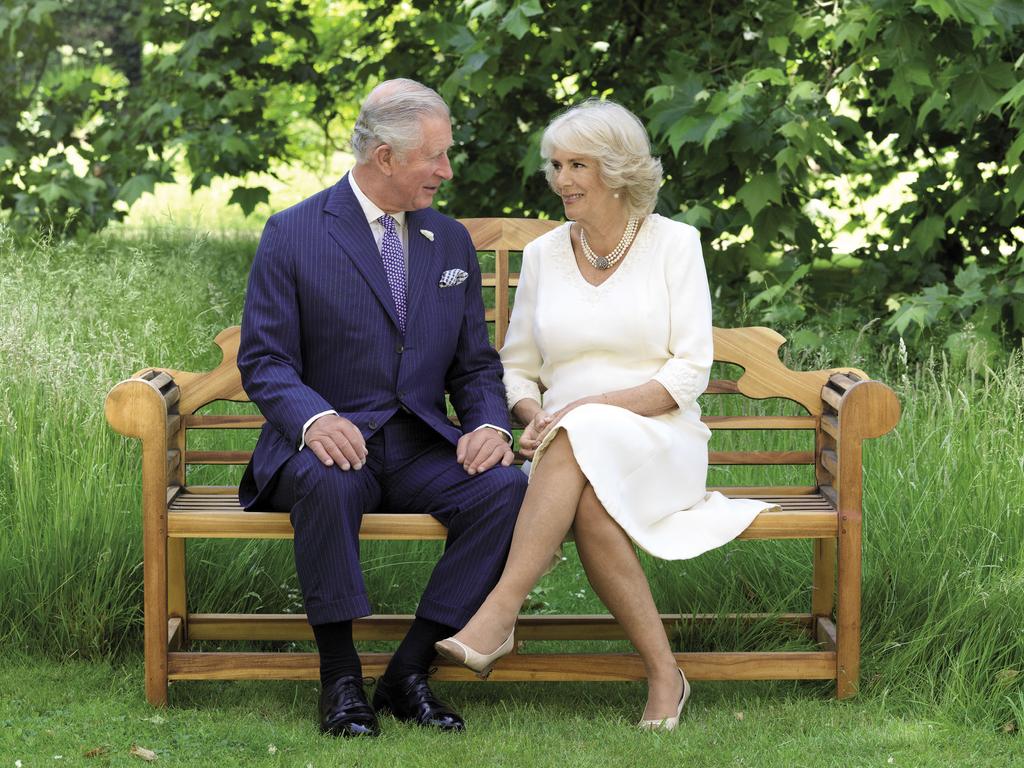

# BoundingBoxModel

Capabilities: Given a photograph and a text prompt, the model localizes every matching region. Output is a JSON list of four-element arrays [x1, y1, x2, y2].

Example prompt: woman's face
[[547, 149, 623, 225]]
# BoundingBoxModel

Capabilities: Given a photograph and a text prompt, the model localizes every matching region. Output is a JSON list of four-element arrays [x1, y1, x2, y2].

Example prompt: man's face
[[383, 114, 454, 212]]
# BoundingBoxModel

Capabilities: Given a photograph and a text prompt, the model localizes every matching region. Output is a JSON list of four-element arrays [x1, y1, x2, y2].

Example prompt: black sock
[[384, 617, 457, 680], [312, 620, 361, 688]]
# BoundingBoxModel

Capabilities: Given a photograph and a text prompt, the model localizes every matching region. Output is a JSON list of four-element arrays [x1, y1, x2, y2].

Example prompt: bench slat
[[168, 650, 836, 682], [166, 495, 837, 539], [185, 612, 816, 642], [180, 448, 817, 467], [703, 415, 816, 430], [185, 450, 252, 465], [709, 450, 814, 465], [184, 415, 265, 429]]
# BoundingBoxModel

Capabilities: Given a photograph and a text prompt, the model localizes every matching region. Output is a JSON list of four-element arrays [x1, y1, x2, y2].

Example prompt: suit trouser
[[269, 412, 527, 627]]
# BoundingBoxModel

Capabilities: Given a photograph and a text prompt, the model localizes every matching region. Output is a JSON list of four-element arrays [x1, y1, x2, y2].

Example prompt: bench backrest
[[126, 217, 878, 496]]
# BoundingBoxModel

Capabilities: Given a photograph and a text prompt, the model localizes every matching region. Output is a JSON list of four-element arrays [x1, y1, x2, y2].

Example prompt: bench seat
[[167, 490, 841, 540]]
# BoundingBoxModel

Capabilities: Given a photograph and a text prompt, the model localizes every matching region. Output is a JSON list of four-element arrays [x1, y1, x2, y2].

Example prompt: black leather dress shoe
[[318, 675, 380, 737], [372, 672, 465, 731]]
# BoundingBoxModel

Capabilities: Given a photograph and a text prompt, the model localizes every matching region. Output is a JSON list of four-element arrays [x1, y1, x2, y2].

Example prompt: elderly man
[[238, 79, 526, 737]]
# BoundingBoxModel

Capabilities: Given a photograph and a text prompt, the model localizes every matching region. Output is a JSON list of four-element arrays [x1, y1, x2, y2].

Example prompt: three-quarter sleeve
[[500, 240, 544, 411], [651, 224, 714, 412]]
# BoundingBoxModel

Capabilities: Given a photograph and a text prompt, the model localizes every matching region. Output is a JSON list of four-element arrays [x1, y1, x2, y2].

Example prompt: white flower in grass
[[420, 229, 434, 241], [268, 745, 278, 755]]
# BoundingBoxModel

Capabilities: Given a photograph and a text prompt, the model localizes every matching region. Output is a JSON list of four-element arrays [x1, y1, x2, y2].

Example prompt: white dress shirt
[[300, 171, 511, 449]]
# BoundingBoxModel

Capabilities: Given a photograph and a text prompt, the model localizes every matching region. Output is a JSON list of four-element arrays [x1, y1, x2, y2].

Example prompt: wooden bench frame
[[105, 217, 900, 707]]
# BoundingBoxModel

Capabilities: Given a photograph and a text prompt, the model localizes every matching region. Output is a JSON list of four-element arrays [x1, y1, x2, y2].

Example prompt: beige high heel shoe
[[434, 630, 515, 679], [638, 669, 690, 731]]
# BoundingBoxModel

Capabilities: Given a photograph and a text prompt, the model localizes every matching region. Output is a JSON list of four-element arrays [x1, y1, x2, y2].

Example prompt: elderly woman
[[436, 100, 776, 729]]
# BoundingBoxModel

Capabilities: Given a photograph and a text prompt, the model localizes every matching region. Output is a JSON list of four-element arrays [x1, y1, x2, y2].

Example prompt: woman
[[435, 100, 777, 729]]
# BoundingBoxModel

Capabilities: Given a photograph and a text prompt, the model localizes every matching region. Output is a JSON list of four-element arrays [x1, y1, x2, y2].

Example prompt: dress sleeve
[[651, 224, 714, 412], [500, 239, 544, 411]]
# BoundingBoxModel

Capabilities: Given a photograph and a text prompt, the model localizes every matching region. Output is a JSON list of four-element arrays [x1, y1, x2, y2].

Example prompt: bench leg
[[835, 517, 862, 699], [143, 503, 169, 707], [168, 538, 188, 650], [812, 538, 836, 628]]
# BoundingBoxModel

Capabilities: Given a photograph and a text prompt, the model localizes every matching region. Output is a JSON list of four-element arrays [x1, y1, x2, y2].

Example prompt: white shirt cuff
[[299, 410, 338, 449], [474, 423, 513, 445]]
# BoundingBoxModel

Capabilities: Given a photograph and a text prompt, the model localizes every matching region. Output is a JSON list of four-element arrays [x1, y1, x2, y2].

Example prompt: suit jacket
[[237, 174, 511, 508]]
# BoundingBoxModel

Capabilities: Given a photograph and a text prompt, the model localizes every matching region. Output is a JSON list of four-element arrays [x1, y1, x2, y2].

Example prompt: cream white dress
[[501, 214, 777, 560]]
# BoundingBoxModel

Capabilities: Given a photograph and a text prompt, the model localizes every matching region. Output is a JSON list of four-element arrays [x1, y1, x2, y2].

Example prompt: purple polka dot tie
[[378, 214, 407, 332]]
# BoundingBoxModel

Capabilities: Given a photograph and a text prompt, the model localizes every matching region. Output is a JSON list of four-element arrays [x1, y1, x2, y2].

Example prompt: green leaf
[[36, 181, 67, 205], [675, 205, 712, 228], [665, 114, 714, 154], [1007, 130, 1024, 166], [790, 329, 824, 349], [767, 36, 788, 56], [736, 174, 782, 220], [913, 0, 956, 22], [996, 78, 1024, 110], [746, 68, 787, 86], [948, 0, 998, 25], [501, 9, 530, 39], [470, 0, 503, 20], [520, 0, 543, 16], [788, 80, 819, 103], [774, 147, 802, 173], [27, 0, 61, 24], [118, 174, 156, 205], [909, 215, 947, 252], [501, 3, 541, 39], [833, 20, 864, 48], [945, 196, 977, 224], [228, 185, 270, 217]]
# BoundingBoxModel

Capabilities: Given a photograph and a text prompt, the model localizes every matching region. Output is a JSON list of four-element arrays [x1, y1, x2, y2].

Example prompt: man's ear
[[372, 143, 396, 176]]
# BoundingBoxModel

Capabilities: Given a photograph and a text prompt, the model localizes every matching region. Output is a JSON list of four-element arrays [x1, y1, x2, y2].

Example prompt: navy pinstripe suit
[[238, 174, 527, 627]]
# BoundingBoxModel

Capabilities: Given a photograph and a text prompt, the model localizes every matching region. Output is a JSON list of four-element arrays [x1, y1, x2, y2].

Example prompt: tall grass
[[1, 225, 1022, 731]]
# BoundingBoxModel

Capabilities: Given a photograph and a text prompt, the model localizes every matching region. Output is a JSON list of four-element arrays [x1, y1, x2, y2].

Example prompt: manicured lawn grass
[[3, 656, 1022, 767], [1, 223, 1022, 764]]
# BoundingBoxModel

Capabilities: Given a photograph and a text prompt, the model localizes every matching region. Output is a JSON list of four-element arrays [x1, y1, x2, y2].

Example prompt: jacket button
[[368, 420, 378, 430], [395, 343, 404, 354]]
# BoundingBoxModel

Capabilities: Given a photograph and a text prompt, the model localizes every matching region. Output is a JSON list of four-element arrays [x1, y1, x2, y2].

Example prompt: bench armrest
[[105, 370, 185, 510], [817, 373, 900, 518]]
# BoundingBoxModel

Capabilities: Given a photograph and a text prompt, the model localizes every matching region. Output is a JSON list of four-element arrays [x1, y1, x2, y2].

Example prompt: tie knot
[[378, 214, 398, 234]]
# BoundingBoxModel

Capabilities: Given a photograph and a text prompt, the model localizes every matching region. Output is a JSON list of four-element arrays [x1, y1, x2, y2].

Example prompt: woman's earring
[[613, 192, 620, 198]]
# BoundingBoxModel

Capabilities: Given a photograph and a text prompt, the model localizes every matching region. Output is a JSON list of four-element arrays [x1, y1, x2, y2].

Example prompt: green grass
[[3, 656, 1022, 767], [1, 223, 1023, 760]]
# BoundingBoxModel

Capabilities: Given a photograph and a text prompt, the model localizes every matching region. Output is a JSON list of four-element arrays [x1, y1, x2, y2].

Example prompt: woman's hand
[[532, 395, 608, 448], [519, 409, 554, 459]]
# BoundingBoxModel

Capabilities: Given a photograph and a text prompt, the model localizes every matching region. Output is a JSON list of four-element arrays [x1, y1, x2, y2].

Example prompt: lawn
[[1, 218, 1022, 765], [3, 657, 1022, 767]]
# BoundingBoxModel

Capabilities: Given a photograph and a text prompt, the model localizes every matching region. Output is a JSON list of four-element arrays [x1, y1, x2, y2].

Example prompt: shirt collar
[[348, 170, 406, 230]]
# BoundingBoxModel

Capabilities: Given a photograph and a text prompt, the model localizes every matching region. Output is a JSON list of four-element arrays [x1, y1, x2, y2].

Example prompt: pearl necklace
[[579, 215, 640, 270]]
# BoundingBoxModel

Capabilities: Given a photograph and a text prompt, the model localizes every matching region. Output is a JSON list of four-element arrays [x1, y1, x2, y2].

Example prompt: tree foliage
[[2, 1, 1023, 345]]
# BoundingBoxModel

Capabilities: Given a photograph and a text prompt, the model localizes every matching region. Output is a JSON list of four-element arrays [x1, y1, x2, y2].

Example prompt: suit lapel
[[324, 175, 402, 331], [405, 209, 440, 324]]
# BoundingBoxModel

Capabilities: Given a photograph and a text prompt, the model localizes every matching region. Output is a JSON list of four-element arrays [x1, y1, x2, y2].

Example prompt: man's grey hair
[[351, 79, 451, 163]]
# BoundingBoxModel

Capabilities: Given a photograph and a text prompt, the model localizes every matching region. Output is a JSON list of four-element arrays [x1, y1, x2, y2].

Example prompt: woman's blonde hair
[[540, 99, 663, 216]]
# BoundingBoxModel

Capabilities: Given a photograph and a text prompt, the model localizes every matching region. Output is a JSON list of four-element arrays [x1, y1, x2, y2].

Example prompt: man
[[238, 79, 527, 737]]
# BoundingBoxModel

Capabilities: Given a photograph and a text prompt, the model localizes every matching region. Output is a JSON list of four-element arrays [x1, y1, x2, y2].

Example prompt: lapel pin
[[420, 229, 434, 242]]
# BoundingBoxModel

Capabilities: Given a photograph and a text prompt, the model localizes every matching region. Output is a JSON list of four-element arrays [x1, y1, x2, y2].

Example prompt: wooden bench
[[105, 217, 900, 707]]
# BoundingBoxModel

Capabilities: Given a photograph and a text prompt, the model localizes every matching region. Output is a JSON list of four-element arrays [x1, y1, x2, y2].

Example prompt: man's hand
[[305, 414, 368, 470], [456, 427, 514, 475]]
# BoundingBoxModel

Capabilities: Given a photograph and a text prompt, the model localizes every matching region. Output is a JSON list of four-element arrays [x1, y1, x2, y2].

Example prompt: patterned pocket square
[[438, 268, 469, 288]]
